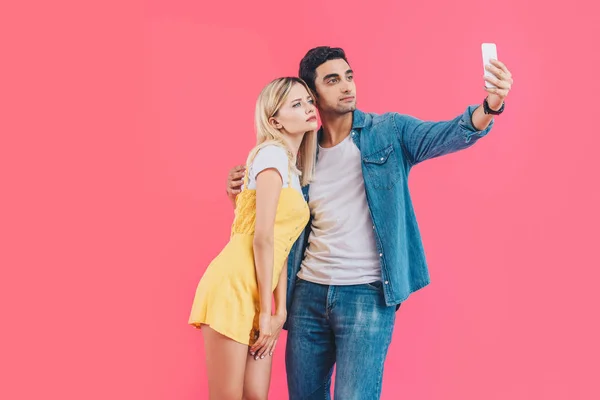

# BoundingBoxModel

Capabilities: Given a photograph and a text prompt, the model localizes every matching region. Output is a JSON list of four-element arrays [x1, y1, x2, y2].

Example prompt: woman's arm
[[274, 257, 287, 319], [253, 167, 283, 321], [257, 257, 287, 358]]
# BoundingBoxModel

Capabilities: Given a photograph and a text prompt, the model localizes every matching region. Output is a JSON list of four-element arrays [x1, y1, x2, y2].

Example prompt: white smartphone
[[482, 43, 498, 88]]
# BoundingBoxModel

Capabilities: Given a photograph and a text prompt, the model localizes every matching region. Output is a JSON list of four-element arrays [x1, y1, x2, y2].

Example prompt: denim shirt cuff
[[459, 104, 494, 143]]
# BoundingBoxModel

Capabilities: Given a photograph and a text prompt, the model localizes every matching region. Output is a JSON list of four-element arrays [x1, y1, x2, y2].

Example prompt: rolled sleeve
[[459, 104, 494, 143]]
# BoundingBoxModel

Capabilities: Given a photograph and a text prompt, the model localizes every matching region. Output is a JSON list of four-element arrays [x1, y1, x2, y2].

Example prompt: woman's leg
[[202, 325, 248, 400], [242, 349, 274, 400]]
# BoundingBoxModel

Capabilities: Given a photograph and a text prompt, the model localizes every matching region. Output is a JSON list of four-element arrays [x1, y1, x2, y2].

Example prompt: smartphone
[[482, 43, 497, 88]]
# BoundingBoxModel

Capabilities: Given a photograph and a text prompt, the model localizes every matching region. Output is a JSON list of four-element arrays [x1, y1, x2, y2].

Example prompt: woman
[[188, 77, 318, 399]]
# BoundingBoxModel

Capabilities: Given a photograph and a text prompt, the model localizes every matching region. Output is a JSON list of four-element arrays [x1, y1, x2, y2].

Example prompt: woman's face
[[271, 83, 317, 135]]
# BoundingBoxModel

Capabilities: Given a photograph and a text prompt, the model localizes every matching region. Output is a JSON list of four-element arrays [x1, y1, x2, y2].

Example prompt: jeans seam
[[325, 286, 336, 320], [377, 317, 395, 397], [291, 377, 328, 400]]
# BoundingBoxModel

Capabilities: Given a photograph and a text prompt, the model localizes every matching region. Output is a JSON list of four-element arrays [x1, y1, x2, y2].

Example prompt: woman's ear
[[269, 117, 282, 130]]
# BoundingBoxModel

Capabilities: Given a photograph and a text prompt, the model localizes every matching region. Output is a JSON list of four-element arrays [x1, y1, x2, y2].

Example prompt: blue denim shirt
[[284, 105, 494, 324]]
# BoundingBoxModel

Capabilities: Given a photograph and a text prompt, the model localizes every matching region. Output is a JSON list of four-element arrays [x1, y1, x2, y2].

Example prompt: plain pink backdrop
[[2, 0, 599, 399]]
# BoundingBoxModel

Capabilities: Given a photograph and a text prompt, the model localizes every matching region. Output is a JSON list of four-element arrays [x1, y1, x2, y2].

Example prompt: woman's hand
[[250, 312, 273, 359], [250, 312, 286, 359], [267, 312, 286, 357]]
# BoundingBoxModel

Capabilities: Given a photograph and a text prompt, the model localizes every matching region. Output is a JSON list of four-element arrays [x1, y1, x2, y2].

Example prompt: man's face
[[313, 58, 356, 115]]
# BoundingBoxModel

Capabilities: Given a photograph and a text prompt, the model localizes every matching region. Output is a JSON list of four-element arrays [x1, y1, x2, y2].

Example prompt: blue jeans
[[285, 279, 397, 400]]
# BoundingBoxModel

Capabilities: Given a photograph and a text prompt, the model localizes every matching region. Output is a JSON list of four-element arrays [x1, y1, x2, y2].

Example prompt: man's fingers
[[226, 185, 240, 193], [233, 171, 245, 180], [232, 165, 246, 175], [485, 65, 512, 86], [228, 165, 246, 179], [227, 165, 245, 196], [484, 75, 511, 90], [229, 178, 243, 188], [485, 64, 505, 80], [485, 87, 509, 98], [484, 75, 500, 88], [490, 59, 510, 75], [229, 168, 245, 176]]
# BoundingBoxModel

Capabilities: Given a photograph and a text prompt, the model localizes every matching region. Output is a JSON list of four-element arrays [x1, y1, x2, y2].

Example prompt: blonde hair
[[246, 77, 317, 186]]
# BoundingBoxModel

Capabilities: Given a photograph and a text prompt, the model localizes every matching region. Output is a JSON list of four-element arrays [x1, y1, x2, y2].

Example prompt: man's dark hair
[[299, 46, 349, 95]]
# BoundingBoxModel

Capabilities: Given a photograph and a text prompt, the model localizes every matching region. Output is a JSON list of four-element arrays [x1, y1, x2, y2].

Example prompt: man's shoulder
[[354, 109, 406, 130]]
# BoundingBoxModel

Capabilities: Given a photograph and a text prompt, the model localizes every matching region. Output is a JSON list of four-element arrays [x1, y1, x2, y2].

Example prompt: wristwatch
[[483, 97, 504, 115]]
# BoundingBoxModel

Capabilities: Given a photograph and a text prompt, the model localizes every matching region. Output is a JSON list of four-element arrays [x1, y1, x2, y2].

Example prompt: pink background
[[2, 0, 600, 399]]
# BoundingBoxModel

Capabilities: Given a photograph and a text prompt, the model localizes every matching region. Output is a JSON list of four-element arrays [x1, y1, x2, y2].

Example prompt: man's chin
[[337, 102, 356, 114]]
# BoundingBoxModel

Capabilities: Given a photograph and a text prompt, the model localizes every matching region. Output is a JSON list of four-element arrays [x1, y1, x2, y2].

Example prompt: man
[[226, 46, 513, 399]]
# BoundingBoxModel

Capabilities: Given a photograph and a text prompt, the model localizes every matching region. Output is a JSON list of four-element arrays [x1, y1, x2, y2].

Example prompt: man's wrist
[[483, 97, 505, 115]]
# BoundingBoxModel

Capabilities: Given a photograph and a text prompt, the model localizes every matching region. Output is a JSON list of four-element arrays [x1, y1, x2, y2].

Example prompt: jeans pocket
[[364, 280, 383, 292], [295, 278, 306, 287]]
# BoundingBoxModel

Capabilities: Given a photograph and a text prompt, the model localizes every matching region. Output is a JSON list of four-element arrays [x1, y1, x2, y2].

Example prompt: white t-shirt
[[298, 134, 381, 285], [246, 145, 302, 195]]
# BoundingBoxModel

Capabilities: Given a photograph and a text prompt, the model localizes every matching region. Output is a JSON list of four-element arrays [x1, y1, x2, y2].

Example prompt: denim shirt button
[[384, 281, 389, 284], [379, 253, 383, 257]]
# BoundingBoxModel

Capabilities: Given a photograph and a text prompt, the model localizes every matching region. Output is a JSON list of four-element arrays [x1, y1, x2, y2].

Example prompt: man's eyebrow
[[322, 73, 340, 81], [322, 70, 353, 81]]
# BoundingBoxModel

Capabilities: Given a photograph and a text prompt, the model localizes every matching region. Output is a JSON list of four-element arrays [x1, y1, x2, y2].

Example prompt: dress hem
[[188, 320, 254, 347]]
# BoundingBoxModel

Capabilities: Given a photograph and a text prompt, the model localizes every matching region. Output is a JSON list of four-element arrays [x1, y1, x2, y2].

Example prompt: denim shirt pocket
[[362, 144, 401, 190]]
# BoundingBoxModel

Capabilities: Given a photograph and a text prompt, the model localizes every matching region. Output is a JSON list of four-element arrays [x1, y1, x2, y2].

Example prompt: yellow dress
[[188, 158, 310, 346]]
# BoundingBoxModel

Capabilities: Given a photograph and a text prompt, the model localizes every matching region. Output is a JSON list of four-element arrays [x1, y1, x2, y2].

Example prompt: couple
[[189, 46, 514, 399]]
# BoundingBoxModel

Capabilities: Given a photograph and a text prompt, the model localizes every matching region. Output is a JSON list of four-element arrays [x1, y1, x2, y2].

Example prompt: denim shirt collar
[[352, 109, 366, 129], [316, 109, 366, 144]]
